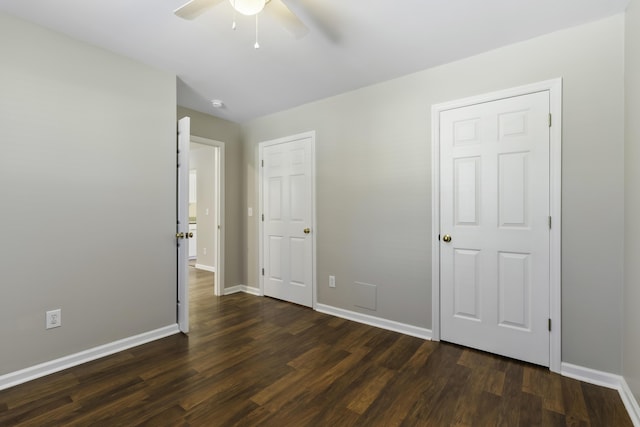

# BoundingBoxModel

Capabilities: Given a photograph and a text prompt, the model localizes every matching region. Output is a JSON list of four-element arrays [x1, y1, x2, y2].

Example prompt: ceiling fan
[[174, 0, 309, 40]]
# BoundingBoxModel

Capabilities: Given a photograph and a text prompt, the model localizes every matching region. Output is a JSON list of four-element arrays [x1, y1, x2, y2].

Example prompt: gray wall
[[177, 107, 243, 289], [624, 0, 640, 400], [242, 15, 626, 373], [0, 13, 177, 374]]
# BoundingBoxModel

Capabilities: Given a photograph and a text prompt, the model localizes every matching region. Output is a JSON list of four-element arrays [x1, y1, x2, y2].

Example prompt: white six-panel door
[[262, 134, 314, 307], [439, 91, 550, 366]]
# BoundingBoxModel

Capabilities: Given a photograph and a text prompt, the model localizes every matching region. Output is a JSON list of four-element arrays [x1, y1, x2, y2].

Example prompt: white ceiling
[[0, 0, 629, 123]]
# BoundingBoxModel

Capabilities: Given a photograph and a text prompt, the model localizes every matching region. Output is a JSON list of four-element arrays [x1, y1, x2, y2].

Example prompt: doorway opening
[[189, 136, 225, 298]]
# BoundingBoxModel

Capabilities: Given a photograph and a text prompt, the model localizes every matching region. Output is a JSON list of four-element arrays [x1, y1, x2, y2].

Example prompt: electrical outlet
[[46, 309, 61, 329], [203, 247, 207, 255], [329, 275, 336, 288]]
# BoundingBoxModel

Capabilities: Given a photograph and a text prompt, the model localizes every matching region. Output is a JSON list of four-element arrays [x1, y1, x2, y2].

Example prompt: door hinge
[[548, 318, 552, 331], [548, 216, 552, 229], [261, 213, 264, 221], [548, 113, 552, 127], [262, 268, 265, 276], [261, 159, 264, 167]]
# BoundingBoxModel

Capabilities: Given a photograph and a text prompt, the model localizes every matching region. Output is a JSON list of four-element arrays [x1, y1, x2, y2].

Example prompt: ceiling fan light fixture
[[229, 0, 265, 16]]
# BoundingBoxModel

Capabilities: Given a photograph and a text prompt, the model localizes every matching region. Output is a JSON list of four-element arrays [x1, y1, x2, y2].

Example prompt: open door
[[177, 117, 191, 333]]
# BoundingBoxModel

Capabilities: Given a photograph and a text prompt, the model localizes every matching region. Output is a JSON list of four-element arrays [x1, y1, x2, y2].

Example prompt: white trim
[[315, 303, 432, 340], [621, 379, 640, 426], [431, 78, 563, 373], [191, 135, 225, 297], [561, 363, 640, 426], [548, 79, 563, 373], [0, 324, 180, 391], [195, 263, 216, 273], [562, 362, 625, 389], [224, 285, 262, 296], [258, 131, 317, 308]]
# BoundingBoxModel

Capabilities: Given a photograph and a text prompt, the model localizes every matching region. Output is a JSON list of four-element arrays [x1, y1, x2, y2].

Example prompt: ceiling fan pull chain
[[254, 14, 260, 49], [232, 0, 237, 30]]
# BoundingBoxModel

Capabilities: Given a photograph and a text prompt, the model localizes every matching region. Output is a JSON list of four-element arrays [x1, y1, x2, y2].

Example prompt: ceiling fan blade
[[174, 0, 224, 20], [267, 0, 309, 39]]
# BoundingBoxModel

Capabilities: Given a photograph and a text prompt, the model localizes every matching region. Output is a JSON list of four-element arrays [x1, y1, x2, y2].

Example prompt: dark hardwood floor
[[0, 267, 633, 426]]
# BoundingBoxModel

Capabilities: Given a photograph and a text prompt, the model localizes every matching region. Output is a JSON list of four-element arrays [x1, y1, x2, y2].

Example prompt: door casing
[[431, 79, 562, 373], [258, 131, 317, 307]]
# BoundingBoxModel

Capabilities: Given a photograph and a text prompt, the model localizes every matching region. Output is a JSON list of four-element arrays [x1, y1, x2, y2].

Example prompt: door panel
[[454, 157, 480, 225], [499, 152, 528, 227], [263, 136, 313, 307], [453, 249, 480, 320], [440, 91, 550, 366], [498, 251, 530, 329]]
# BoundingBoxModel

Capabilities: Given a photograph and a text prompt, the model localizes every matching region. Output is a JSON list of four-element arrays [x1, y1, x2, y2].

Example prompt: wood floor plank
[[0, 266, 633, 426], [519, 392, 543, 426], [561, 376, 591, 422], [345, 365, 395, 414], [0, 394, 75, 426], [582, 381, 634, 427], [0, 372, 79, 410], [494, 361, 523, 426], [250, 368, 308, 407]]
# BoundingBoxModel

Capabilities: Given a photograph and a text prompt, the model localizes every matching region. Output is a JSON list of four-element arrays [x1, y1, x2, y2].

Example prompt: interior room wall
[[624, 0, 640, 400], [0, 12, 177, 374], [242, 15, 625, 374], [177, 107, 243, 289]]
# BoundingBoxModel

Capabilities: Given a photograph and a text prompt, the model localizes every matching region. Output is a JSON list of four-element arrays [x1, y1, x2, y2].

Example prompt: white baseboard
[[620, 379, 640, 426], [315, 303, 432, 340], [0, 324, 180, 391], [224, 284, 261, 296], [195, 263, 216, 273], [561, 362, 640, 426]]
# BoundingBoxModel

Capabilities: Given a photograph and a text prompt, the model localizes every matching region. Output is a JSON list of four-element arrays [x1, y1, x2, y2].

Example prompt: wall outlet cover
[[46, 309, 62, 329]]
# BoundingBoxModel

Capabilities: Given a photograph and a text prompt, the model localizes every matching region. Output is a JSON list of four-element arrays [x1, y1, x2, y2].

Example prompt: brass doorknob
[[442, 234, 452, 242], [303, 228, 311, 234], [188, 232, 194, 238], [176, 232, 185, 239]]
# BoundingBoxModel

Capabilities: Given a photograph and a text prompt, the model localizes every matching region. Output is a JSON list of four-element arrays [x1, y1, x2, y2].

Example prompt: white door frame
[[258, 131, 317, 307], [431, 79, 562, 373], [191, 135, 226, 297]]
